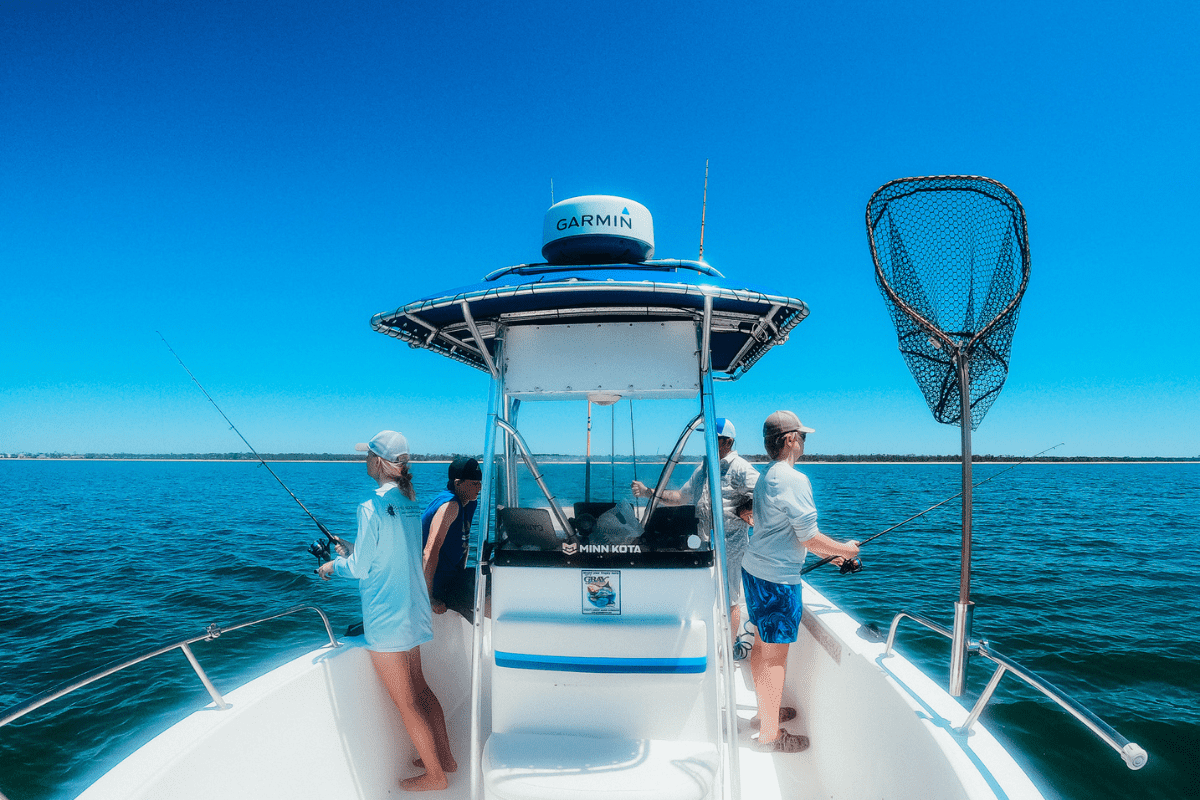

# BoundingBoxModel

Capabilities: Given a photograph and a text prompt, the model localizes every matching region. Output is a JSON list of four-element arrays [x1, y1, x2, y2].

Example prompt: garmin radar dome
[[542, 195, 654, 265]]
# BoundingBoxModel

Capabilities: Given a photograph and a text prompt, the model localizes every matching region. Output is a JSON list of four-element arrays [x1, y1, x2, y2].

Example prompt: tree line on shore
[[6, 452, 1197, 463]]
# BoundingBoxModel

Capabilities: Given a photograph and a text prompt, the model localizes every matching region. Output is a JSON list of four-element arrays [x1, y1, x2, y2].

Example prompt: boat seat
[[483, 731, 718, 800]]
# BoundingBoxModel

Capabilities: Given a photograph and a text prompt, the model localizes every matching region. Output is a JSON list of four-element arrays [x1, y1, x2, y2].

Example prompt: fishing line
[[629, 399, 639, 506], [157, 332, 343, 559], [585, 401, 592, 503], [610, 404, 616, 503], [801, 443, 1065, 576]]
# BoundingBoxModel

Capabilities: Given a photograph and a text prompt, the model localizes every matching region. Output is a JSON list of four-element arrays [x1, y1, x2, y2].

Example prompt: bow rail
[[0, 604, 339, 729], [883, 610, 1148, 770]]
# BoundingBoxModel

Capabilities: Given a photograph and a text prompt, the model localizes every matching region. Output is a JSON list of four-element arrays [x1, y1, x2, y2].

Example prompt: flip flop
[[752, 728, 810, 753]]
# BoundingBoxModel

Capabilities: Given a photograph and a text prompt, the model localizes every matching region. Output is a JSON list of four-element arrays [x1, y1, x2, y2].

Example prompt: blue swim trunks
[[742, 569, 803, 644]]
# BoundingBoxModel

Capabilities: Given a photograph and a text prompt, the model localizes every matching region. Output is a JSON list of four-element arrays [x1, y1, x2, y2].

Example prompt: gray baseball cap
[[762, 410, 815, 440]]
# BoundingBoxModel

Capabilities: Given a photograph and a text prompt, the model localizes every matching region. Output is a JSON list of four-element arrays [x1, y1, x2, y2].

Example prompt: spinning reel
[[307, 538, 332, 564], [839, 557, 863, 575]]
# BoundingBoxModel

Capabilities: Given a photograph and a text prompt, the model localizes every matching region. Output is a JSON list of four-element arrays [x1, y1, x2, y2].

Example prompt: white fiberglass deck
[[73, 584, 1044, 800]]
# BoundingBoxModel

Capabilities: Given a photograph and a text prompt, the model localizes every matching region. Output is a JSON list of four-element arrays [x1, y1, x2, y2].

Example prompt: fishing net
[[866, 176, 1030, 430]]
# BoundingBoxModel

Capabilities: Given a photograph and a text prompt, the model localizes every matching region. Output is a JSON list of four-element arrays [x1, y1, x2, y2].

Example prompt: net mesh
[[867, 176, 1030, 430]]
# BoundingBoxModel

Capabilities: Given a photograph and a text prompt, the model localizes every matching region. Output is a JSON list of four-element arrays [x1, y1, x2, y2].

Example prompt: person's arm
[[737, 459, 759, 494], [630, 480, 685, 505], [321, 502, 377, 580], [804, 532, 860, 561], [782, 472, 857, 560], [423, 500, 460, 613], [735, 497, 754, 527], [639, 462, 703, 506], [724, 459, 758, 526]]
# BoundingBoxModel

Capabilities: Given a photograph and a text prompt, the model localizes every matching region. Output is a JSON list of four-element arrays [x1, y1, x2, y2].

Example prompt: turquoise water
[[0, 460, 1195, 799]]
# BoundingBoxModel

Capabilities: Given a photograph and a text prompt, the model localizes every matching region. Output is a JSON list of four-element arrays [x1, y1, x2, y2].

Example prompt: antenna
[[698, 159, 709, 261], [550, 178, 555, 206]]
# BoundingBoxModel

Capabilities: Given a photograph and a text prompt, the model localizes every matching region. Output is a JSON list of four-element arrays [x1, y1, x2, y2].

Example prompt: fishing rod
[[157, 332, 345, 564], [629, 398, 639, 508], [801, 443, 1065, 576]]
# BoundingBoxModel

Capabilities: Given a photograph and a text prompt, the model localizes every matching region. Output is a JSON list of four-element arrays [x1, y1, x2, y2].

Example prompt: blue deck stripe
[[494, 651, 707, 674]]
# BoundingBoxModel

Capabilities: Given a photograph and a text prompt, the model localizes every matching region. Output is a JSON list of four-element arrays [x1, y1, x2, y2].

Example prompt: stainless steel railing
[[0, 604, 339, 730], [883, 610, 1148, 770]]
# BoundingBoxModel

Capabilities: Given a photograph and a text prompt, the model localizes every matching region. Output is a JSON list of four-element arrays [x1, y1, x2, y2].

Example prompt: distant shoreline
[[4, 455, 1197, 465]]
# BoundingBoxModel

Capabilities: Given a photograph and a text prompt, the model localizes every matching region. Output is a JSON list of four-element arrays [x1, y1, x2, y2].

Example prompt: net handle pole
[[957, 349, 974, 605], [949, 349, 974, 697]]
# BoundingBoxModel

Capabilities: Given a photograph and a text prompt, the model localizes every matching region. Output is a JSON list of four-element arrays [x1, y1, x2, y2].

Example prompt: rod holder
[[949, 600, 974, 696]]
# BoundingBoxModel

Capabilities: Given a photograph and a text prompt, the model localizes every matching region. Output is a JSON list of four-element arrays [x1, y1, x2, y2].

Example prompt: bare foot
[[400, 772, 448, 792], [413, 756, 458, 773]]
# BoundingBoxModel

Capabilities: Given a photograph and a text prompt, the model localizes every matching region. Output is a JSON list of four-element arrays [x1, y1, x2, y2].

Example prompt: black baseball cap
[[447, 456, 483, 489]]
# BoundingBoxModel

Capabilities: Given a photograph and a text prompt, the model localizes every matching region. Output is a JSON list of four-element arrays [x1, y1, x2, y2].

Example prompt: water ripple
[[0, 460, 1195, 800]]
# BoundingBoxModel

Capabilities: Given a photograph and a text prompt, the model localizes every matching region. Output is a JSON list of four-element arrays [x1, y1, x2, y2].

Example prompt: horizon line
[[4, 453, 1198, 463]]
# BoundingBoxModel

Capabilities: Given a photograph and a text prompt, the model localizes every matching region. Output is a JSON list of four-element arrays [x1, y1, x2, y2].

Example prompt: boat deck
[[410, 657, 825, 800], [731, 659, 829, 800], [72, 591, 1048, 800]]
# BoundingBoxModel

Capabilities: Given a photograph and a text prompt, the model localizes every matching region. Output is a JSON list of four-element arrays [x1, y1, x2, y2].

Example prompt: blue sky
[[2, 0, 1197, 458]]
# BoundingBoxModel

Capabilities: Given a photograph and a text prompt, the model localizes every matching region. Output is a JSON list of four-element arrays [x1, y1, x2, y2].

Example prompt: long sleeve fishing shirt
[[329, 481, 433, 652], [740, 461, 819, 585]]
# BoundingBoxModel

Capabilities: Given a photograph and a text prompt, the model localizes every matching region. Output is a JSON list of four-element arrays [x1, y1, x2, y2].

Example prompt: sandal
[[752, 728, 810, 753], [750, 706, 797, 728]]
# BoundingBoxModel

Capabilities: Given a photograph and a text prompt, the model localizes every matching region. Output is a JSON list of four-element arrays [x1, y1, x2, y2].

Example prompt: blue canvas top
[[370, 260, 808, 379]]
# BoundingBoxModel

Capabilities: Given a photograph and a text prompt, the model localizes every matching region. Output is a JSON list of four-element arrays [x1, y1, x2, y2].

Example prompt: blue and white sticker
[[582, 569, 621, 615]]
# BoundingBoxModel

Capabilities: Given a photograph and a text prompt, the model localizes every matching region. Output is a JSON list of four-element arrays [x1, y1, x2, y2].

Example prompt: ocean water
[[0, 459, 1196, 800]]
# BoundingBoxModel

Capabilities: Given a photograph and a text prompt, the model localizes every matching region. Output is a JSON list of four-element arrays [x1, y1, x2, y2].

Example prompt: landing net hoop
[[867, 175, 1030, 429], [866, 174, 1031, 696]]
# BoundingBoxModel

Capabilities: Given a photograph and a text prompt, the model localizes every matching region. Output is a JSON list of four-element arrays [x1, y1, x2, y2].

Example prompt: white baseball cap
[[699, 418, 737, 440], [355, 430, 410, 462]]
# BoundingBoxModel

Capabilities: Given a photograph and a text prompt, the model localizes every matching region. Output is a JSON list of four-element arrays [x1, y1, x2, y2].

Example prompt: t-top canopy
[[370, 260, 808, 379]]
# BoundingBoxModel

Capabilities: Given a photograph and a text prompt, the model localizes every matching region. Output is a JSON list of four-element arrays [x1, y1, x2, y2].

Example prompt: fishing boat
[[0, 195, 1146, 800]]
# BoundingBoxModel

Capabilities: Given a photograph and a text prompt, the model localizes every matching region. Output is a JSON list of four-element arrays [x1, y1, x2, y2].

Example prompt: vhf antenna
[[698, 159, 709, 261], [157, 332, 342, 556]]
